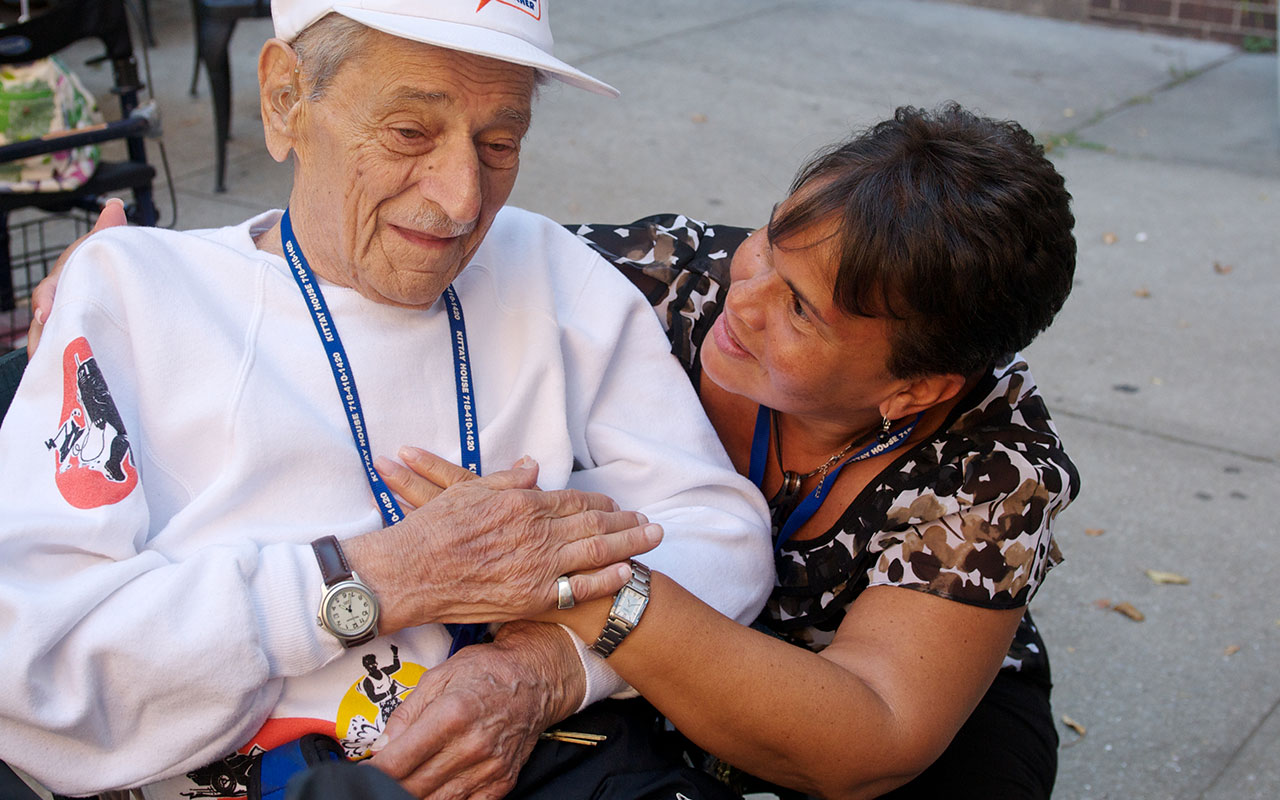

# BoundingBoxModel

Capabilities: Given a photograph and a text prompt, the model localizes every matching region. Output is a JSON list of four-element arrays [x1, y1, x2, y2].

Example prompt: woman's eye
[[791, 293, 808, 320], [394, 128, 424, 140]]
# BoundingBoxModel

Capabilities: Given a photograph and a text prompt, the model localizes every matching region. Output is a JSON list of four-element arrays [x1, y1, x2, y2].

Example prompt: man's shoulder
[[86, 209, 276, 255], [57, 211, 281, 315], [484, 205, 591, 258], [472, 205, 619, 307]]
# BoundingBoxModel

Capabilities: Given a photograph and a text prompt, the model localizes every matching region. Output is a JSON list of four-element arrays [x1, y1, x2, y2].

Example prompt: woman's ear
[[259, 39, 302, 163], [881, 372, 968, 421]]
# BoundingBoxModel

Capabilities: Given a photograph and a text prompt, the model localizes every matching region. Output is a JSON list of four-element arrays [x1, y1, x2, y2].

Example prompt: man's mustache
[[397, 208, 477, 239]]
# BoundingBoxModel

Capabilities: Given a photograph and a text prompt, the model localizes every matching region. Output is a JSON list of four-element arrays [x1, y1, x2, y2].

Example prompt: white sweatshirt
[[0, 207, 772, 797]]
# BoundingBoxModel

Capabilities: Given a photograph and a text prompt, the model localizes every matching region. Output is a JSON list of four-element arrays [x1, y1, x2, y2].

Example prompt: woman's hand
[[27, 199, 128, 357]]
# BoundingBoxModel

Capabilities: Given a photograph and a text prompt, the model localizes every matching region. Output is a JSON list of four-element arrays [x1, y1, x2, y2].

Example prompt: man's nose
[[417, 140, 483, 227]]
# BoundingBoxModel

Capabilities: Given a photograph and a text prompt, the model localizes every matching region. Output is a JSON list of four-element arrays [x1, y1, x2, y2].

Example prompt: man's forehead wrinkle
[[376, 87, 531, 129], [378, 87, 450, 110]]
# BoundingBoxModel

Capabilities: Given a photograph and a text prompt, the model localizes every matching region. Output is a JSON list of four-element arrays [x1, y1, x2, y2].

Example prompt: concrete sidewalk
[[51, 1, 1280, 798]]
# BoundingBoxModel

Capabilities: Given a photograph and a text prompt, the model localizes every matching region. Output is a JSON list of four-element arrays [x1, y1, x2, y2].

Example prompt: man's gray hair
[[291, 13, 378, 101], [292, 12, 549, 102]]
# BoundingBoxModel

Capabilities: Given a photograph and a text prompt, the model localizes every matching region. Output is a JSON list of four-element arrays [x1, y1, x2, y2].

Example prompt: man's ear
[[881, 372, 968, 421], [259, 39, 302, 163]]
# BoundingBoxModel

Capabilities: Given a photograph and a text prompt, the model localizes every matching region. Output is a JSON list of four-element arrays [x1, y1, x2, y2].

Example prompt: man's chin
[[344, 270, 445, 309]]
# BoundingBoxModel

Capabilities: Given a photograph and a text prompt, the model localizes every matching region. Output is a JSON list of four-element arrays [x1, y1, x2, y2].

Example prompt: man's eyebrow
[[383, 89, 531, 128]]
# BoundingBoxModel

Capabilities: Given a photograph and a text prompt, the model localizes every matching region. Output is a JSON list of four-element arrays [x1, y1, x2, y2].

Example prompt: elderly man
[[0, 2, 772, 798]]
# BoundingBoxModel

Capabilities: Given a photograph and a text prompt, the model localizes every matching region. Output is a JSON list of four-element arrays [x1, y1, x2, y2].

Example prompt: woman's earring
[[877, 416, 892, 444]]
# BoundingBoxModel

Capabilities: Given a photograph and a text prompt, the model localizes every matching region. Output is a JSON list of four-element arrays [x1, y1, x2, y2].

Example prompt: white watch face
[[324, 585, 376, 636], [615, 586, 646, 624]]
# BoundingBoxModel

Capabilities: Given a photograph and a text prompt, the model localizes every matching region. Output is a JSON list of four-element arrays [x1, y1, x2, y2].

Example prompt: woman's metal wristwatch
[[589, 560, 651, 658]]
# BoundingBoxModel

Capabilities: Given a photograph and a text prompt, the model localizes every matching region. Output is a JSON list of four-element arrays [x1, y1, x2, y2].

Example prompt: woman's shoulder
[[858, 357, 1075, 607], [568, 215, 750, 306], [944, 356, 1080, 507], [568, 215, 752, 379]]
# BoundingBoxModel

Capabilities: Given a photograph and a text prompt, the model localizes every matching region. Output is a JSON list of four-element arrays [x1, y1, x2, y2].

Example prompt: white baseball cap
[[273, 0, 618, 97]]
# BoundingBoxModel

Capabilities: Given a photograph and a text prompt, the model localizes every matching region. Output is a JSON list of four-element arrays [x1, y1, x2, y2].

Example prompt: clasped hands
[[342, 450, 654, 799], [345, 452, 658, 634]]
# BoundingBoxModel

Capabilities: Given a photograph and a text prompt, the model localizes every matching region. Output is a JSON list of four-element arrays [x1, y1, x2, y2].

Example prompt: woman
[[386, 103, 1078, 799]]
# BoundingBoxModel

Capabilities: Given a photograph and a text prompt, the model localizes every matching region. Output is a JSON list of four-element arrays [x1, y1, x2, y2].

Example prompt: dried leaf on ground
[[1224, 645, 1241, 656], [1062, 715, 1087, 737], [1134, 287, 1151, 298], [1085, 528, 1105, 537], [690, 113, 708, 124], [1145, 569, 1190, 585], [1112, 601, 1145, 621], [1093, 598, 1112, 609], [1213, 261, 1233, 275], [1102, 232, 1118, 245]]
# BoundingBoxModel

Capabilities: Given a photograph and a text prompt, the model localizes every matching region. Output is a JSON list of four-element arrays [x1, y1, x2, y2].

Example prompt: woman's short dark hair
[[769, 103, 1076, 379]]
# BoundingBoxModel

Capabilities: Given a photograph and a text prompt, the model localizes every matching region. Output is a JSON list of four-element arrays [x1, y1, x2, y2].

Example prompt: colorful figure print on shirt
[[340, 644, 423, 758], [46, 337, 137, 507], [178, 645, 427, 797], [180, 747, 263, 798]]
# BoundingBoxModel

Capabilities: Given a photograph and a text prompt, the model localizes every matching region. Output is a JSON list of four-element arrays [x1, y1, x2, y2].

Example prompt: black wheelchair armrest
[[0, 116, 151, 165]]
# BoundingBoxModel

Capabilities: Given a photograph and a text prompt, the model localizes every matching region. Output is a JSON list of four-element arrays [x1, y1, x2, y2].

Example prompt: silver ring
[[556, 575, 576, 610]]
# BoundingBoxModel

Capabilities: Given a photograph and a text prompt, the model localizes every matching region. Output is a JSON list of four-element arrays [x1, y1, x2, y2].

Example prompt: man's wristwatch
[[312, 535, 379, 648], [589, 560, 651, 658]]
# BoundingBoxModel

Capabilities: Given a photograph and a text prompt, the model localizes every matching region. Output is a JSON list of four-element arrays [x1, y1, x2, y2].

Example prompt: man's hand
[[27, 198, 128, 357], [345, 457, 661, 634], [372, 622, 583, 800], [375, 446, 477, 510]]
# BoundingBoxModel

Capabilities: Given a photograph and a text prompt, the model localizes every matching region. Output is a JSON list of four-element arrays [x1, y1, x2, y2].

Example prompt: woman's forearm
[[554, 573, 931, 799]]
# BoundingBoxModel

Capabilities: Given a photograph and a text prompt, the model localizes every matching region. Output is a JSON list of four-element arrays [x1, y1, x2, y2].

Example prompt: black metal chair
[[190, 0, 271, 193], [0, 344, 24, 421], [0, 0, 159, 351]]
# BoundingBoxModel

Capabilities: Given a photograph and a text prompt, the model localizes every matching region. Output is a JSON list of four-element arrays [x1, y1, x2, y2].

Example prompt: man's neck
[[254, 208, 353, 290], [253, 218, 287, 259]]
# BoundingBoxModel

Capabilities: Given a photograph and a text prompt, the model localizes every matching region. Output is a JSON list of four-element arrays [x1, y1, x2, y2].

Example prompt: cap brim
[[335, 6, 618, 98]]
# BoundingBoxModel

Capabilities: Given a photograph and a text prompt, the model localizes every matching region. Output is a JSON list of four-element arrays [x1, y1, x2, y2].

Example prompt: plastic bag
[[0, 54, 103, 192]]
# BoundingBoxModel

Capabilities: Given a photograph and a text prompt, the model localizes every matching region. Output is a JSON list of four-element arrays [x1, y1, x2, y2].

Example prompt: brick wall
[[937, 0, 1278, 47], [1089, 0, 1277, 45]]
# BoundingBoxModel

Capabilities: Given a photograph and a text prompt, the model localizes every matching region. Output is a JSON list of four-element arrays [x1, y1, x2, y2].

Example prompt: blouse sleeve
[[568, 215, 751, 380], [867, 445, 1069, 609]]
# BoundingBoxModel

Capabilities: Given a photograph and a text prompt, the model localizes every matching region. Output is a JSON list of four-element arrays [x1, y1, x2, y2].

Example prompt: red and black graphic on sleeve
[[45, 336, 137, 508]]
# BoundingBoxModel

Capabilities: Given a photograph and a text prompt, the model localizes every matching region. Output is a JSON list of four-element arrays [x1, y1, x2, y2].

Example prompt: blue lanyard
[[749, 405, 920, 552], [281, 208, 484, 655]]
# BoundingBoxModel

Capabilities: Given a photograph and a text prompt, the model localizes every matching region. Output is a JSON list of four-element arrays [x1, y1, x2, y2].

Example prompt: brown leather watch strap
[[311, 535, 353, 587]]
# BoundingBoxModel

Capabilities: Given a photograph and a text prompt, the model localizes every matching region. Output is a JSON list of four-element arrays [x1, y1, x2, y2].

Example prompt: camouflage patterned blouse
[[571, 214, 1079, 683]]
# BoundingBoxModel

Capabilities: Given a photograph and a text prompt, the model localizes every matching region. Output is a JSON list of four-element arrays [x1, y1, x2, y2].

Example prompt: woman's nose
[[726, 275, 768, 331]]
